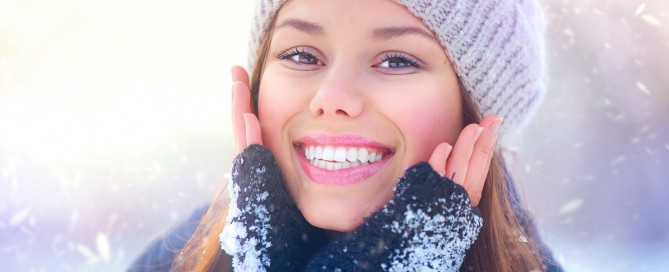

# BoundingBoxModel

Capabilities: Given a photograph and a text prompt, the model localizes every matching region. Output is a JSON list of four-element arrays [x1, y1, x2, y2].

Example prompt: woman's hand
[[428, 115, 502, 207], [231, 66, 262, 151]]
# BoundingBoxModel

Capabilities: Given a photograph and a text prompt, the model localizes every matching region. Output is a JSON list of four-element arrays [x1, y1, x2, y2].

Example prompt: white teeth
[[346, 148, 357, 162], [305, 145, 387, 170], [322, 146, 334, 160], [369, 152, 377, 163], [358, 148, 368, 163], [315, 146, 323, 159], [334, 147, 347, 162], [308, 146, 316, 160]]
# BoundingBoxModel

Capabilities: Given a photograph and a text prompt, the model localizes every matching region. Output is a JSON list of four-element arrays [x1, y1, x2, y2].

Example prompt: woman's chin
[[300, 206, 366, 232]]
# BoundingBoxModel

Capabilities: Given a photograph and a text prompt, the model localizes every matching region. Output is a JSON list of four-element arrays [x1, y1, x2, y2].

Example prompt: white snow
[[385, 193, 482, 271], [559, 199, 584, 214], [10, 207, 30, 226], [610, 155, 626, 166], [96, 233, 110, 262], [635, 4, 646, 17], [640, 14, 661, 26], [219, 162, 272, 271], [636, 81, 651, 95]]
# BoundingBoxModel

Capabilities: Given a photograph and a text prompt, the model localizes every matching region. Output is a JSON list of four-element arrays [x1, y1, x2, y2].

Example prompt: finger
[[445, 124, 484, 186], [244, 113, 263, 146], [428, 142, 453, 177], [463, 115, 502, 207], [232, 81, 252, 152], [231, 66, 250, 86]]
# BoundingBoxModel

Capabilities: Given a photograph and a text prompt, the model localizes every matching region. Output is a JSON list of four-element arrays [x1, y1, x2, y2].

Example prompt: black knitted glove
[[220, 145, 483, 271], [304, 162, 483, 272], [219, 144, 327, 271]]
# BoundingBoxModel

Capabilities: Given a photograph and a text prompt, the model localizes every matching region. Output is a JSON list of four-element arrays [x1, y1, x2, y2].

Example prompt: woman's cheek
[[258, 74, 303, 130], [387, 96, 460, 166]]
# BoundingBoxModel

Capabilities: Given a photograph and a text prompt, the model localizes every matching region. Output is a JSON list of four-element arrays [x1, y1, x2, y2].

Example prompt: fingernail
[[492, 117, 503, 132], [473, 126, 484, 141], [242, 113, 250, 127], [232, 81, 242, 98]]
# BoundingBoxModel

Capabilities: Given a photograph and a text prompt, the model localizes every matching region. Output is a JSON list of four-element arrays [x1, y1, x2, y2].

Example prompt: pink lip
[[296, 134, 393, 148], [294, 134, 394, 185]]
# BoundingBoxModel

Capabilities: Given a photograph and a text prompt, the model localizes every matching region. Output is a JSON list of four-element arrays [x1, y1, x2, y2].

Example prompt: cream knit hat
[[248, 0, 546, 135]]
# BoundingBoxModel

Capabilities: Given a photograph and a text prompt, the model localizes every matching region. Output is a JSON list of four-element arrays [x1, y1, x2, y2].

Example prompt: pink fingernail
[[473, 126, 484, 140], [444, 144, 453, 157], [243, 113, 251, 124], [489, 120, 500, 135]]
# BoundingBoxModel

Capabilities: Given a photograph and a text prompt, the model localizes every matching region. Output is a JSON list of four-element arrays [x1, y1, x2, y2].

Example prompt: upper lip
[[294, 134, 395, 153]]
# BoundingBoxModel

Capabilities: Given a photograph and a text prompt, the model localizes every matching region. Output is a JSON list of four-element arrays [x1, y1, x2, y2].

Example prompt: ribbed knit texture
[[248, 0, 546, 135]]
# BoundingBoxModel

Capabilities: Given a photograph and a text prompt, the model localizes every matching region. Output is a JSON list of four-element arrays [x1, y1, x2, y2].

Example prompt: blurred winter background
[[0, 0, 667, 271]]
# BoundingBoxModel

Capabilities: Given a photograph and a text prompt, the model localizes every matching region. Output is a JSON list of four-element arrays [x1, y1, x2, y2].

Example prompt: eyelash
[[276, 47, 323, 66], [378, 53, 421, 69], [276, 47, 422, 71]]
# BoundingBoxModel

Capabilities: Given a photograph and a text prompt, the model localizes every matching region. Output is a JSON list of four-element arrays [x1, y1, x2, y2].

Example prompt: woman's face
[[258, 0, 463, 231]]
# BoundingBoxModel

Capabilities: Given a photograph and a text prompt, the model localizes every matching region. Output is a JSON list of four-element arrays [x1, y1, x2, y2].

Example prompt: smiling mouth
[[302, 145, 389, 170], [293, 134, 395, 185]]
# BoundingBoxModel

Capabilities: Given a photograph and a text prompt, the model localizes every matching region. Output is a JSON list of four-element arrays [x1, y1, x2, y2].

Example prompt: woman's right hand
[[428, 115, 503, 207], [231, 66, 263, 152]]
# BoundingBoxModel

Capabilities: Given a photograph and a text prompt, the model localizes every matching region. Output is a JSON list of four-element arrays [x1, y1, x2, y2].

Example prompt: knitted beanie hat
[[248, 0, 546, 135]]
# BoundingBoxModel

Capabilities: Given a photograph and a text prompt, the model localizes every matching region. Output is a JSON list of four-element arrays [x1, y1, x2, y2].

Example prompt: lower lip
[[297, 152, 390, 185]]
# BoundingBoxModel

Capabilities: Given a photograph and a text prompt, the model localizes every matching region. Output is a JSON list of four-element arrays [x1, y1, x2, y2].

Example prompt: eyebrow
[[276, 18, 325, 35], [372, 27, 438, 42], [275, 18, 437, 43]]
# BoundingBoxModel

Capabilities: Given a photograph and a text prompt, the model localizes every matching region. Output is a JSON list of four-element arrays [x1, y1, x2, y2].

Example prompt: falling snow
[[97, 233, 110, 262], [10, 208, 30, 226], [640, 15, 661, 26], [637, 82, 651, 95], [610, 156, 626, 166], [559, 199, 584, 214], [635, 4, 646, 17]]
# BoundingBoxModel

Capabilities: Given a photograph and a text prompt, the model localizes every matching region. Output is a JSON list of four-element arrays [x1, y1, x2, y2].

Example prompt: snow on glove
[[219, 144, 327, 271], [304, 162, 483, 272]]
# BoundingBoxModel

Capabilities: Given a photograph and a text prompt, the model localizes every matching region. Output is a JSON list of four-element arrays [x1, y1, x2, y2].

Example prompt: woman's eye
[[277, 47, 324, 68], [290, 53, 320, 65], [375, 53, 422, 73], [378, 58, 410, 68]]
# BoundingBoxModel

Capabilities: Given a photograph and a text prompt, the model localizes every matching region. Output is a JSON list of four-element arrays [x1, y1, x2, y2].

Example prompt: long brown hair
[[172, 11, 547, 272]]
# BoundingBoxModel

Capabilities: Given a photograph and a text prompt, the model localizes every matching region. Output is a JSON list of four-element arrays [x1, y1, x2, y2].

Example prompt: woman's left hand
[[428, 115, 502, 207], [230, 66, 263, 152]]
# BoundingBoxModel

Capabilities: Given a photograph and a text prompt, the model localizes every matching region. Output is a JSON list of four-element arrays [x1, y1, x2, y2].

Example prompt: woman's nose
[[308, 67, 364, 119]]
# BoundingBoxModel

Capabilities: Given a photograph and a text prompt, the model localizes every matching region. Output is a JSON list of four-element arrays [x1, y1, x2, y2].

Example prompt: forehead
[[275, 0, 433, 35]]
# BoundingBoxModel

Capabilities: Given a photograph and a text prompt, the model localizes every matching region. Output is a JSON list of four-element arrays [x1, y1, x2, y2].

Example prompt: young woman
[[130, 0, 562, 271]]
